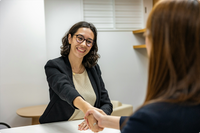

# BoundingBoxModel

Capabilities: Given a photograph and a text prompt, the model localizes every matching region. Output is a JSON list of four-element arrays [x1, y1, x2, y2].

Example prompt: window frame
[[81, 0, 152, 32]]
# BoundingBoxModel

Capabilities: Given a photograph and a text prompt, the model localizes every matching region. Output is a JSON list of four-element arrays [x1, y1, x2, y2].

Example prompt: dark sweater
[[39, 56, 112, 123], [120, 102, 200, 133]]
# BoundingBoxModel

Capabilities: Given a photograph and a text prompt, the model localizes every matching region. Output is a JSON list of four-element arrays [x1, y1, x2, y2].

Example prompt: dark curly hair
[[60, 21, 100, 68]]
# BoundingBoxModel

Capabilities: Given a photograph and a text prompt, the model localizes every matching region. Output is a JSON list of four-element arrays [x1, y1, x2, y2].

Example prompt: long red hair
[[145, 0, 200, 105]]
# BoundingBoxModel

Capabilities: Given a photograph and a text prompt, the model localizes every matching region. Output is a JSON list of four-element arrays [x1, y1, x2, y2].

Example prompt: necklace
[[73, 72, 76, 75], [72, 65, 84, 75]]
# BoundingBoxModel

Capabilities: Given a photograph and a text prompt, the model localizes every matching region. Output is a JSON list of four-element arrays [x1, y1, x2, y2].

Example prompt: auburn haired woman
[[85, 0, 200, 133]]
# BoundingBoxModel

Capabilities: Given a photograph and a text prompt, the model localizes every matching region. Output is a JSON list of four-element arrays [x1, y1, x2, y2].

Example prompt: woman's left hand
[[78, 120, 89, 131]]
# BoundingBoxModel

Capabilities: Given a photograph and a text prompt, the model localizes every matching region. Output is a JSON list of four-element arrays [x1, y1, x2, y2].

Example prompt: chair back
[[0, 122, 11, 130]]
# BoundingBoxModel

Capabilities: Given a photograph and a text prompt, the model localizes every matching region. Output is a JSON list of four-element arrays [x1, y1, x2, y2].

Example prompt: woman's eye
[[78, 37, 83, 41], [87, 41, 92, 44]]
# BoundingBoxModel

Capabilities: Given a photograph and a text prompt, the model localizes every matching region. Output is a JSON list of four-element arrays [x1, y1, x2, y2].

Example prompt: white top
[[0, 120, 120, 133], [69, 70, 96, 120]]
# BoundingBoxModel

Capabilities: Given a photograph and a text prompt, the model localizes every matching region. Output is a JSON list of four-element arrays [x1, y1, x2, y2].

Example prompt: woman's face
[[68, 28, 94, 59]]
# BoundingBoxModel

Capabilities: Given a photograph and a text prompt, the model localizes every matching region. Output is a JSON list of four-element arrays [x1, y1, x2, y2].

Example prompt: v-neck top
[[69, 70, 96, 120]]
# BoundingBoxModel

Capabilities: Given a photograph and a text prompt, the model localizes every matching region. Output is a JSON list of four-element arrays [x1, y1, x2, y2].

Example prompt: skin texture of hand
[[78, 120, 89, 131], [85, 109, 121, 130], [78, 107, 106, 132], [86, 114, 104, 132], [84, 108, 107, 132], [93, 108, 106, 115], [83, 107, 107, 132], [73, 97, 107, 132], [85, 109, 104, 129]]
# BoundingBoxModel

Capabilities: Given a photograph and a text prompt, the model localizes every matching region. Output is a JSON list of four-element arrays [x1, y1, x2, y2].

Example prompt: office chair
[[0, 122, 11, 130], [111, 100, 133, 116]]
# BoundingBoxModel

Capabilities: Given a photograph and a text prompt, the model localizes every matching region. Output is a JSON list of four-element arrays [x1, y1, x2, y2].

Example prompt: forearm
[[101, 115, 120, 130], [73, 96, 93, 113]]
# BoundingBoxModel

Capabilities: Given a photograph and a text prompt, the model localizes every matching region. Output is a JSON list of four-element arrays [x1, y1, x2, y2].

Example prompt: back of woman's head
[[145, 0, 200, 104]]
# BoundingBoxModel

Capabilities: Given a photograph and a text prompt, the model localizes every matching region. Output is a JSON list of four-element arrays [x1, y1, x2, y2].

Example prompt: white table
[[0, 120, 120, 133]]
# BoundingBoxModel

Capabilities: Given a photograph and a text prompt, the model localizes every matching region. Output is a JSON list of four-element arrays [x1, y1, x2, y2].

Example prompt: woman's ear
[[68, 34, 72, 44]]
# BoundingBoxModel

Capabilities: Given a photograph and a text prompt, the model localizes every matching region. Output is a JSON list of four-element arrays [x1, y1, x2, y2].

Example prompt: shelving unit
[[133, 44, 146, 49], [132, 29, 146, 34], [132, 29, 146, 49], [132, 0, 160, 49]]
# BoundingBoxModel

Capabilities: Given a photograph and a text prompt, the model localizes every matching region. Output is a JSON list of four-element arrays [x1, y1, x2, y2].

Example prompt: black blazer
[[39, 56, 113, 124], [120, 102, 200, 133]]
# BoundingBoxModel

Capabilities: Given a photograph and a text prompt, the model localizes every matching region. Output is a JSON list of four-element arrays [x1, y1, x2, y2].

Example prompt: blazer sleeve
[[94, 64, 113, 115], [45, 59, 82, 109]]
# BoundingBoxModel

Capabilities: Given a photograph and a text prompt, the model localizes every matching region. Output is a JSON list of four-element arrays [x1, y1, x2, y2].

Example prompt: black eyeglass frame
[[75, 34, 94, 47]]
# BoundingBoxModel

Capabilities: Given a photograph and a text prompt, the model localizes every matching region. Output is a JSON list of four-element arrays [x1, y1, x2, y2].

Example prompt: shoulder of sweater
[[126, 102, 174, 127], [130, 102, 200, 121], [135, 102, 176, 115], [138, 102, 200, 113], [129, 102, 177, 121]]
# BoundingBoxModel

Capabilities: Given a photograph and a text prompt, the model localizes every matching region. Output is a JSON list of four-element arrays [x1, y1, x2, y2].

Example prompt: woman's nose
[[80, 40, 87, 46]]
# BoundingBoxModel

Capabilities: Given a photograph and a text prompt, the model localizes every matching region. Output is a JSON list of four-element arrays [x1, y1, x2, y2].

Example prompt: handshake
[[78, 108, 107, 132]]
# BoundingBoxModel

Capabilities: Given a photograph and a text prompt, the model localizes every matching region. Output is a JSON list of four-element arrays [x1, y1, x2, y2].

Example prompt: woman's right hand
[[85, 109, 105, 130], [73, 97, 106, 132]]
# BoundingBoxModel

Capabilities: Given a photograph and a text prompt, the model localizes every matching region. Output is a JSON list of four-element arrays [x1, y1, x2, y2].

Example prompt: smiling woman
[[39, 21, 113, 132]]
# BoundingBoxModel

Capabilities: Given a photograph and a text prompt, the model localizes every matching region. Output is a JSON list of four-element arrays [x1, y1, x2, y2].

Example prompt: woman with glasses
[[85, 0, 200, 133], [39, 21, 112, 132]]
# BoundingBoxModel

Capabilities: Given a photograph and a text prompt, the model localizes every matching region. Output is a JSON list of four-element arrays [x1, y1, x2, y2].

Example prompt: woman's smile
[[76, 47, 86, 53]]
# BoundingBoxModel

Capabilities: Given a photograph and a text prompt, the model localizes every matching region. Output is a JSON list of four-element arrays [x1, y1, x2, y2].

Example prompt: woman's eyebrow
[[78, 34, 93, 40]]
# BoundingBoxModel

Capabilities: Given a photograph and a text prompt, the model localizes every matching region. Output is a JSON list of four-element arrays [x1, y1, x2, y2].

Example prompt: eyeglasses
[[75, 34, 94, 47]]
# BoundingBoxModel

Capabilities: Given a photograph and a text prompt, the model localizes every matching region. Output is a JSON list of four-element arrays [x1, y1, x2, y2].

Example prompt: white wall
[[0, 0, 148, 127], [98, 32, 148, 106], [44, 0, 83, 59], [0, 0, 48, 127]]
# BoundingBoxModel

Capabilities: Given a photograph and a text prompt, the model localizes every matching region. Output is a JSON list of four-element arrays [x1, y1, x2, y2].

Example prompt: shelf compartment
[[132, 29, 146, 34], [133, 44, 146, 49]]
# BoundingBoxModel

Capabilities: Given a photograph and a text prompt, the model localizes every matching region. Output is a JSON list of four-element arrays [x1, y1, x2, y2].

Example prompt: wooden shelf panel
[[132, 29, 146, 34], [133, 44, 146, 49]]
